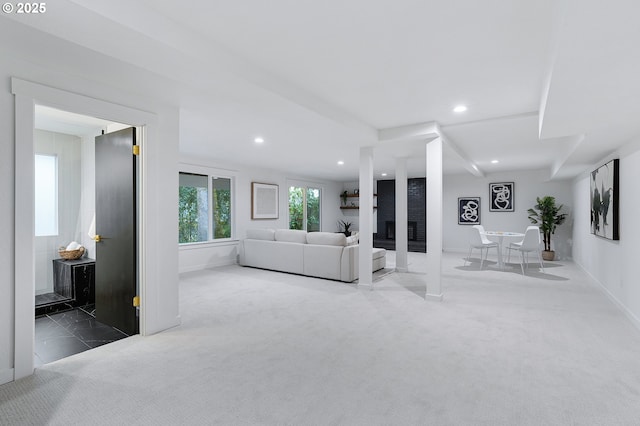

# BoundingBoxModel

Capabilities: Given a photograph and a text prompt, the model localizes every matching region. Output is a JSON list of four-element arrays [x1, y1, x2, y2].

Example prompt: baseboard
[[0, 368, 14, 385], [144, 316, 182, 335], [426, 293, 444, 302], [179, 258, 236, 274], [575, 261, 640, 332], [443, 248, 468, 254], [357, 282, 374, 290]]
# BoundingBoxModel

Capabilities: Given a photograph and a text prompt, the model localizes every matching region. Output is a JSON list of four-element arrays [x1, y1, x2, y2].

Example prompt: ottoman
[[372, 248, 386, 272]]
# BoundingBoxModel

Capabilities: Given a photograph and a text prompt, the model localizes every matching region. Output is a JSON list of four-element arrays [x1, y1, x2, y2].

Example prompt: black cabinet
[[52, 258, 96, 307]]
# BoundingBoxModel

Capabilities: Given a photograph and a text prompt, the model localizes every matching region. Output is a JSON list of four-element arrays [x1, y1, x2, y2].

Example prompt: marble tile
[[48, 309, 94, 328], [75, 323, 128, 345], [34, 308, 129, 366], [34, 316, 74, 340], [33, 352, 45, 368], [35, 336, 90, 364]]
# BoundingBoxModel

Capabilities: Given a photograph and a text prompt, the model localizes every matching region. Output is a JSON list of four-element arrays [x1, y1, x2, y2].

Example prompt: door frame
[[12, 78, 155, 380]]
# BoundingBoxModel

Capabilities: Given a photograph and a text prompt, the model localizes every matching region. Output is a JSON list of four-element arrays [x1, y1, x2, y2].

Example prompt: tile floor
[[34, 307, 129, 367]]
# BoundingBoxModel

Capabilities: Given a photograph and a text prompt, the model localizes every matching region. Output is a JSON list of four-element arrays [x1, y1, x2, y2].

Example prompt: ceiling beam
[[441, 111, 538, 130], [377, 121, 440, 143], [547, 134, 584, 180], [443, 136, 484, 177], [18, 0, 378, 141]]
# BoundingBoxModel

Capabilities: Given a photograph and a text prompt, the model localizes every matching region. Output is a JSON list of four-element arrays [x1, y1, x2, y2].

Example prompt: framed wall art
[[251, 182, 279, 219], [489, 182, 514, 212], [458, 197, 480, 225], [590, 159, 619, 240]]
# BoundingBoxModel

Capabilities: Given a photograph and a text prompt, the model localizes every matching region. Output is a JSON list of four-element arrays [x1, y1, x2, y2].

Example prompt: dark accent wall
[[374, 178, 426, 252]]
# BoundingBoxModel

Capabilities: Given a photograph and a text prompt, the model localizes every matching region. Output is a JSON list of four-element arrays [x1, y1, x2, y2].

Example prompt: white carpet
[[2, 252, 640, 425]]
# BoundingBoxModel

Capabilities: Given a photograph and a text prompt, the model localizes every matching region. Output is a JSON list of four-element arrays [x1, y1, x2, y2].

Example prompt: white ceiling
[[34, 105, 116, 138], [4, 0, 640, 181]]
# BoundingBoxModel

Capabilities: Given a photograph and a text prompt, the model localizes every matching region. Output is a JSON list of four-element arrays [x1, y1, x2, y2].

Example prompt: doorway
[[13, 77, 164, 381], [32, 106, 139, 365]]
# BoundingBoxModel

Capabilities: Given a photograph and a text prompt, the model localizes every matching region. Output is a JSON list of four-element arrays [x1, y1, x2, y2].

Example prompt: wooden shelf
[[344, 193, 377, 198], [340, 193, 377, 210]]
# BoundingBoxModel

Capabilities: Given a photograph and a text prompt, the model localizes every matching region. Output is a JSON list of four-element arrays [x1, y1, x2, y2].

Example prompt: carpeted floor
[[2, 252, 640, 425]]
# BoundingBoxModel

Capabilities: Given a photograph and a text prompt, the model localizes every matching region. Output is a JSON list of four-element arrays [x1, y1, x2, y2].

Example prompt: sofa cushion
[[306, 232, 347, 247], [274, 229, 308, 244], [246, 228, 275, 241]]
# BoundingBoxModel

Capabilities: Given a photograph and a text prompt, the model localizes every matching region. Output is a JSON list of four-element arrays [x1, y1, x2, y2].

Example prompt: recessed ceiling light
[[381, 173, 388, 177], [337, 160, 344, 165], [491, 159, 499, 164], [254, 137, 264, 143], [453, 105, 468, 113]]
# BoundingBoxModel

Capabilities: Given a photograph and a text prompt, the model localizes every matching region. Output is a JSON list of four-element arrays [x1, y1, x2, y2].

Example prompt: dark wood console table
[[52, 258, 96, 308]]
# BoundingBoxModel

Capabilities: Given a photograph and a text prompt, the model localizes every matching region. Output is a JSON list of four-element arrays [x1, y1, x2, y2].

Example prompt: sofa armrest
[[341, 245, 359, 282]]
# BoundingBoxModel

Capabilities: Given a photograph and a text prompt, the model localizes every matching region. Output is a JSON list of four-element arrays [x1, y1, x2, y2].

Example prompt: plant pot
[[542, 250, 555, 261]]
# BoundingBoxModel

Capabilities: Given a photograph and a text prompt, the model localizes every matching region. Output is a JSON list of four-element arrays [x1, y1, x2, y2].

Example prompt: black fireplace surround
[[374, 178, 426, 253], [384, 221, 418, 241]]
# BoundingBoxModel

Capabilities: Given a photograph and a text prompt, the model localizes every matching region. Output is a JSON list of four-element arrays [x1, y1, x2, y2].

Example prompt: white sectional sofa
[[238, 229, 386, 282]]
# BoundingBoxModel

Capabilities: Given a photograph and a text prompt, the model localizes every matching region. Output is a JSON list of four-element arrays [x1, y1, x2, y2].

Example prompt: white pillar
[[395, 158, 408, 272], [426, 137, 443, 301], [14, 94, 35, 379], [358, 147, 374, 288]]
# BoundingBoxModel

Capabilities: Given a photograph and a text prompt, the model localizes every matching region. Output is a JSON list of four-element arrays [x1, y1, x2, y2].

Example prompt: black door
[[95, 127, 138, 335]]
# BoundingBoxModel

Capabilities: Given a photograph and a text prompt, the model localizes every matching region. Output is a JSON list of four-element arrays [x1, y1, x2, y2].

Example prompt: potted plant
[[527, 196, 567, 261], [338, 220, 352, 237]]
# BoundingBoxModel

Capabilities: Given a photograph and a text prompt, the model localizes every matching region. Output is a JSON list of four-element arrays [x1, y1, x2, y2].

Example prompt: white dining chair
[[465, 225, 499, 269], [473, 224, 486, 233], [506, 226, 544, 275]]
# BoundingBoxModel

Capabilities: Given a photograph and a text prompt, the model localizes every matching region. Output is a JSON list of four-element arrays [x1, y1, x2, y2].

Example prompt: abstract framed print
[[251, 182, 279, 219], [458, 197, 480, 225], [590, 159, 619, 240], [489, 182, 514, 212]]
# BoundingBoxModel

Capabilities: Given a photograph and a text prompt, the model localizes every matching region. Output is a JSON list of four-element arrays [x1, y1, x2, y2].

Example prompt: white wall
[[572, 139, 640, 329], [339, 180, 378, 234], [178, 156, 343, 273], [34, 129, 82, 295], [2, 39, 179, 383], [444, 170, 574, 260], [0, 65, 16, 385], [340, 181, 361, 233]]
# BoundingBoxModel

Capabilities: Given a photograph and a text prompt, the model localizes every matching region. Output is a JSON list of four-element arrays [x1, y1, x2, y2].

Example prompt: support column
[[14, 93, 35, 379], [426, 137, 443, 301], [358, 147, 374, 288], [395, 158, 408, 272]]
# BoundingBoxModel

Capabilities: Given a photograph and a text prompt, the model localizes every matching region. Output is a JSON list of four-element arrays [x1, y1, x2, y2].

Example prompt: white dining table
[[481, 231, 524, 269]]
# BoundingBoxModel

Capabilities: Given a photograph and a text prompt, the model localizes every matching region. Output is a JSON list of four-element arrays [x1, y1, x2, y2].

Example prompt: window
[[289, 186, 321, 231], [179, 173, 208, 243], [179, 171, 234, 244], [34, 154, 58, 236], [212, 177, 232, 239]]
